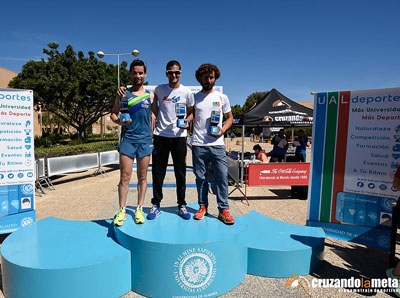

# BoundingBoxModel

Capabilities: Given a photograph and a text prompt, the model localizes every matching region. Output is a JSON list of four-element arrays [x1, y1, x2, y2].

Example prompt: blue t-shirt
[[121, 90, 152, 144], [295, 136, 309, 154]]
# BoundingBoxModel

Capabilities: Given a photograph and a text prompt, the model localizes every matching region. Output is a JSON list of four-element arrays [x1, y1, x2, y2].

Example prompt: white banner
[[145, 85, 223, 93], [0, 89, 35, 185], [343, 88, 400, 199]]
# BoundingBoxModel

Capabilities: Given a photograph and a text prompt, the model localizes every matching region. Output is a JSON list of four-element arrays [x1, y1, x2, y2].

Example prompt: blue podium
[[1, 208, 325, 298], [114, 207, 247, 298], [237, 210, 325, 277], [1, 218, 131, 298]]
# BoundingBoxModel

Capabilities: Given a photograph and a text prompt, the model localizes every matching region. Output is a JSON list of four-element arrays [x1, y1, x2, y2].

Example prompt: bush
[[34, 133, 63, 148], [35, 140, 119, 157]]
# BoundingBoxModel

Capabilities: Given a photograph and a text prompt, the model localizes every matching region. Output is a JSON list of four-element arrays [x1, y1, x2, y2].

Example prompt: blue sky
[[1, 0, 400, 106]]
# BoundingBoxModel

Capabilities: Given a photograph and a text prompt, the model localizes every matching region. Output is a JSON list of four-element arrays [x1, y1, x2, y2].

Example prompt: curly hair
[[195, 63, 221, 83]]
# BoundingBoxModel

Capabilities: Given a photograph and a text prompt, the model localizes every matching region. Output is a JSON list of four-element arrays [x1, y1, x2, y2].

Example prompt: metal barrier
[[47, 153, 99, 177], [38, 158, 45, 178], [100, 150, 119, 166], [36, 151, 120, 192], [95, 150, 120, 176]]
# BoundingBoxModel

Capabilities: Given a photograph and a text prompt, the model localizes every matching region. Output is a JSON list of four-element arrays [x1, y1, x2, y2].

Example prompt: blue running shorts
[[118, 142, 154, 159]]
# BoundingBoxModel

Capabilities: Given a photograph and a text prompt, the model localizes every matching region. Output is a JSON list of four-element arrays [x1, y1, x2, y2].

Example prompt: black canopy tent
[[230, 88, 314, 188], [233, 88, 313, 127]]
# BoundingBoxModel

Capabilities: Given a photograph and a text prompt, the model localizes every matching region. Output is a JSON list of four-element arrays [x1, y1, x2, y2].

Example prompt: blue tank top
[[121, 90, 152, 144]]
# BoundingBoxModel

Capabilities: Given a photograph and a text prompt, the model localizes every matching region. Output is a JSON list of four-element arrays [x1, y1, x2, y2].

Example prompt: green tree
[[9, 43, 131, 140], [242, 91, 268, 111], [41, 111, 68, 134], [230, 104, 243, 116]]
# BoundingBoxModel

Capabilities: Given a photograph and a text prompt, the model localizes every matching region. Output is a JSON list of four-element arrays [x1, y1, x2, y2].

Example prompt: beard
[[202, 83, 214, 92], [131, 79, 143, 88]]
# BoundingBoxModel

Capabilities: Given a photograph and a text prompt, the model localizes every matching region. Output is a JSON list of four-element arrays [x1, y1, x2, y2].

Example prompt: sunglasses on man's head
[[167, 70, 182, 75]]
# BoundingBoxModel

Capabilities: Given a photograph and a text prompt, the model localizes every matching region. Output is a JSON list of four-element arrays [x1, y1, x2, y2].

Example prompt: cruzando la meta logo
[[174, 248, 217, 293]]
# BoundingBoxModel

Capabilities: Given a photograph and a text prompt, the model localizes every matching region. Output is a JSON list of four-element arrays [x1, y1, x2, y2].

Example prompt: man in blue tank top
[[110, 59, 154, 226]]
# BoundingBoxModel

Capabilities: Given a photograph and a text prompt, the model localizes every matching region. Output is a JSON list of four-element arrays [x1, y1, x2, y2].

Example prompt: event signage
[[247, 163, 310, 186], [0, 88, 36, 233], [145, 85, 223, 94], [307, 87, 400, 251]]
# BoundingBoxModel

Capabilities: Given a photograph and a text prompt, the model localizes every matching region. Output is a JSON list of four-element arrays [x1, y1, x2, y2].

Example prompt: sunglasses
[[167, 70, 182, 75]]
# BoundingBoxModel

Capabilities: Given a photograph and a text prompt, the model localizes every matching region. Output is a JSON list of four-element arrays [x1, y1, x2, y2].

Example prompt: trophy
[[119, 91, 131, 123], [209, 109, 221, 134], [175, 103, 187, 128]]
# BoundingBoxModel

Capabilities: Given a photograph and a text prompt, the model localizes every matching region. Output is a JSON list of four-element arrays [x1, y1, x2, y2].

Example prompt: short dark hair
[[129, 59, 147, 73], [253, 144, 262, 151], [195, 63, 221, 83], [166, 60, 181, 70], [298, 129, 304, 133]]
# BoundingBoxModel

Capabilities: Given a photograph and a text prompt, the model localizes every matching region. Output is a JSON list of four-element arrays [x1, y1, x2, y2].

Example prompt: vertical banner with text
[[0, 88, 36, 233], [307, 87, 400, 251]]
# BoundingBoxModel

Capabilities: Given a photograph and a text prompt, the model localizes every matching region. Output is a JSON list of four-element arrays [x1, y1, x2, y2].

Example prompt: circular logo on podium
[[174, 248, 216, 292]]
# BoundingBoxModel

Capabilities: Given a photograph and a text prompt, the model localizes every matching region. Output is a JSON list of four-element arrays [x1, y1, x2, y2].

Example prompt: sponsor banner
[[247, 163, 310, 186], [0, 210, 35, 234], [307, 87, 400, 250], [0, 89, 35, 185], [145, 85, 223, 94], [0, 184, 34, 217], [0, 88, 36, 232]]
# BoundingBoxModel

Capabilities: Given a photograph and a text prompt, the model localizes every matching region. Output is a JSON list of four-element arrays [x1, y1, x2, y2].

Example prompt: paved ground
[[0, 138, 398, 297]]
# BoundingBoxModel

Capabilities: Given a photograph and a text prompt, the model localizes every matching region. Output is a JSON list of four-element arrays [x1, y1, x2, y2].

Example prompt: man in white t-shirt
[[190, 63, 235, 225], [148, 60, 194, 220]]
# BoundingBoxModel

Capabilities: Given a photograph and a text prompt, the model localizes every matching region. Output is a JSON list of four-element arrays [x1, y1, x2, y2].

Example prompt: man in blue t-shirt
[[270, 129, 288, 162], [294, 129, 310, 162]]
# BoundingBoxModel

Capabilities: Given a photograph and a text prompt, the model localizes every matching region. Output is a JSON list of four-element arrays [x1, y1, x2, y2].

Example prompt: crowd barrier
[[35, 150, 119, 195]]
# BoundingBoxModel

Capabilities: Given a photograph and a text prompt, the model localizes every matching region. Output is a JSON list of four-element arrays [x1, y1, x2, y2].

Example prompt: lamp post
[[97, 50, 139, 140], [97, 50, 140, 87]]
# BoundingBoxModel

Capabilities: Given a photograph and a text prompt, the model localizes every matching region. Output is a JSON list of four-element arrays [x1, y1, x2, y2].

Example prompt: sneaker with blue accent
[[178, 205, 191, 220], [147, 205, 161, 220]]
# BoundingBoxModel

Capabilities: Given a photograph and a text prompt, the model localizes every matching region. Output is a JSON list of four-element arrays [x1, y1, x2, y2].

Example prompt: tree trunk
[[78, 128, 85, 141], [49, 112, 54, 133], [100, 116, 104, 139]]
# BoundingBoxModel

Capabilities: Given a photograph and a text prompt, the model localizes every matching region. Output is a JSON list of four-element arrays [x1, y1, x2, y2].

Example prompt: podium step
[[236, 210, 325, 277], [1, 217, 131, 298], [114, 206, 248, 298], [1, 208, 325, 298]]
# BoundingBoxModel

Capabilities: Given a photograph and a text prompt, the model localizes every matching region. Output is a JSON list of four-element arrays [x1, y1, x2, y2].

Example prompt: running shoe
[[135, 208, 145, 224], [113, 208, 126, 226], [147, 205, 161, 220], [218, 209, 235, 225], [178, 205, 191, 220], [194, 206, 207, 220]]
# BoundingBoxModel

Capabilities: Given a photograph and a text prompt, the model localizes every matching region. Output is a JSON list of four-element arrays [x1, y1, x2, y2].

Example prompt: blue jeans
[[192, 145, 229, 211]]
